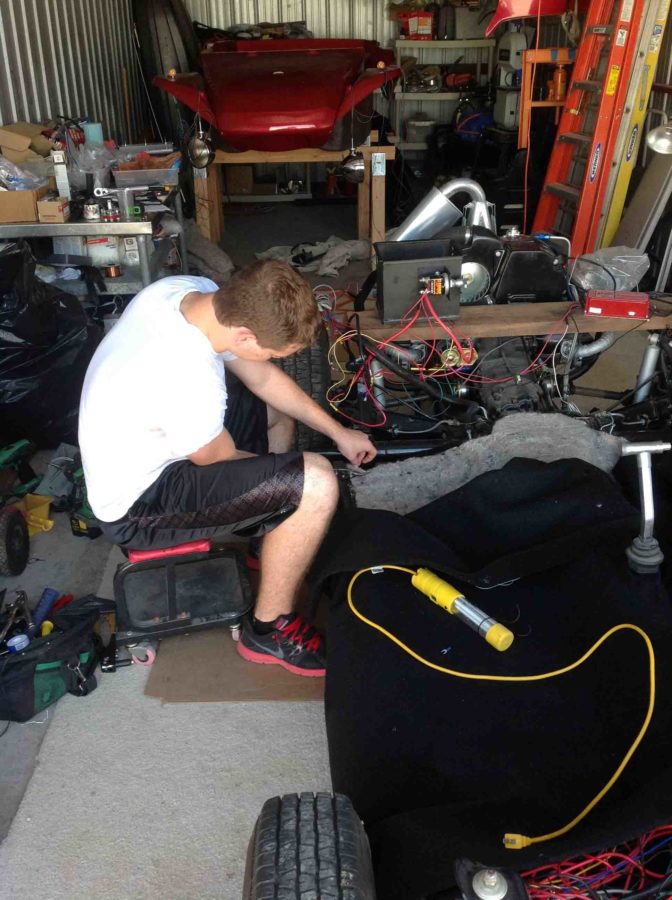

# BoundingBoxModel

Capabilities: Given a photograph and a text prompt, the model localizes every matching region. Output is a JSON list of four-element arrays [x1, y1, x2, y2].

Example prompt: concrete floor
[[0, 204, 646, 900], [0, 201, 363, 836], [219, 200, 358, 267], [0, 450, 117, 841]]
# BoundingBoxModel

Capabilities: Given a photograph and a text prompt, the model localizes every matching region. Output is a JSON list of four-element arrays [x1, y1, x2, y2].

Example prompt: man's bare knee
[[301, 452, 339, 510]]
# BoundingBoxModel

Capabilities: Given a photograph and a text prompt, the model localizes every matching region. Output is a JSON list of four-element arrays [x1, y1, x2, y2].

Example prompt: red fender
[[485, 0, 587, 37]]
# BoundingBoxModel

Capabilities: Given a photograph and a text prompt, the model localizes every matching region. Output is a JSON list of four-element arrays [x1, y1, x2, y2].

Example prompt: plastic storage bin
[[405, 116, 437, 144], [113, 167, 179, 187]]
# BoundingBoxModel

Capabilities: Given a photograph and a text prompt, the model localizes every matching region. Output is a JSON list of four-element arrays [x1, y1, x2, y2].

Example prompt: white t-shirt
[[79, 275, 235, 522]]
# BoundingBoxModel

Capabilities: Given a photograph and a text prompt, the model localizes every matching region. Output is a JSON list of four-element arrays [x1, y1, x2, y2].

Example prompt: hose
[[573, 331, 619, 361], [347, 565, 656, 852]]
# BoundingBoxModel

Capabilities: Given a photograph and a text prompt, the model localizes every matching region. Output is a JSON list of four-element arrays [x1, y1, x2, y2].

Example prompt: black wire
[[575, 256, 618, 291], [605, 371, 661, 413], [620, 870, 672, 900]]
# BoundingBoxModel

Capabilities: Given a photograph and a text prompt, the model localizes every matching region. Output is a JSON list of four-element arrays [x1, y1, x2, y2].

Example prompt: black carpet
[[311, 459, 672, 899]]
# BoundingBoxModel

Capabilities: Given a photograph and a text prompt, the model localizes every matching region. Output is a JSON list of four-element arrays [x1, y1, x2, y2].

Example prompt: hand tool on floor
[[0, 591, 34, 648]]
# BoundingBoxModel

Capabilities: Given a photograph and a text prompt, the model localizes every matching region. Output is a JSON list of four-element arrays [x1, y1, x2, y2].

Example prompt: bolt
[[483, 871, 499, 887]]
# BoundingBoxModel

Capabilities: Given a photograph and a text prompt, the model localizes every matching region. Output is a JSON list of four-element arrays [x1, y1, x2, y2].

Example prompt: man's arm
[[188, 428, 255, 465], [225, 357, 376, 465]]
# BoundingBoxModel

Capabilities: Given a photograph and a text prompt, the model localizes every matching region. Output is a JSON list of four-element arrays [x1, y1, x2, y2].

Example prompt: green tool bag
[[0, 595, 114, 723]]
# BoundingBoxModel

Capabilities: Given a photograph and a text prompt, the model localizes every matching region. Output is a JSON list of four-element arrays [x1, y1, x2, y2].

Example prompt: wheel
[[131, 0, 200, 144], [0, 507, 29, 577], [243, 792, 376, 900], [276, 328, 332, 451]]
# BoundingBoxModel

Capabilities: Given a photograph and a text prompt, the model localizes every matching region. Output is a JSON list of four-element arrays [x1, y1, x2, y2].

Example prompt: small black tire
[[276, 329, 332, 451], [0, 507, 29, 577], [243, 792, 376, 900]]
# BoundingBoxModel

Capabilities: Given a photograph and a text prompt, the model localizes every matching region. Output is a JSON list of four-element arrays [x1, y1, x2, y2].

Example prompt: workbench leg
[[137, 234, 152, 287], [194, 164, 224, 244], [370, 154, 386, 248], [357, 157, 372, 241]]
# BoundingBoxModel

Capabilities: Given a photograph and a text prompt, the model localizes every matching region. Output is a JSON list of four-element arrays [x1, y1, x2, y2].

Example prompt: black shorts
[[100, 372, 304, 550]]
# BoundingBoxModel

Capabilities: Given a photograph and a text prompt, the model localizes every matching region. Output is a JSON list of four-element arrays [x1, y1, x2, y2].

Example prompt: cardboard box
[[0, 184, 49, 223], [1, 146, 41, 165], [37, 196, 70, 223], [1, 122, 44, 139], [0, 127, 31, 153], [225, 164, 254, 195]]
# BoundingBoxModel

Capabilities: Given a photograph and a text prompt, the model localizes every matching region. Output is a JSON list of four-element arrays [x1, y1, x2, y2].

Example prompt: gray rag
[[256, 235, 369, 277], [352, 413, 624, 515]]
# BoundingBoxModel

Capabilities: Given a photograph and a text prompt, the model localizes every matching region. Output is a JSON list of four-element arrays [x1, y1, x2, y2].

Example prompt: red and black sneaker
[[237, 612, 326, 677]]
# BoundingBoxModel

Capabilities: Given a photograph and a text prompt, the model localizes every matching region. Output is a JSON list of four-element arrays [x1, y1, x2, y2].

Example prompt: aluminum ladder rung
[[573, 80, 602, 92], [546, 183, 581, 202], [558, 132, 592, 146]]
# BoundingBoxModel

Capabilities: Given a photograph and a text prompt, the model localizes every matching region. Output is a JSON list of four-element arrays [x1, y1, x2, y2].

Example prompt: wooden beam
[[213, 144, 395, 166], [342, 301, 671, 339], [370, 154, 386, 246], [358, 156, 371, 241]]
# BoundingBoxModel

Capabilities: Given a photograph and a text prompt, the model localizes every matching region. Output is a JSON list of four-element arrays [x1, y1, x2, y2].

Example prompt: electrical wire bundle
[[315, 284, 581, 427], [322, 289, 478, 428], [522, 826, 672, 899]]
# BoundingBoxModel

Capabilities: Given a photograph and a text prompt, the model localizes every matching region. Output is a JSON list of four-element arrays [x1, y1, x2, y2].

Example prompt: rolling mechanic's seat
[[113, 539, 253, 645]]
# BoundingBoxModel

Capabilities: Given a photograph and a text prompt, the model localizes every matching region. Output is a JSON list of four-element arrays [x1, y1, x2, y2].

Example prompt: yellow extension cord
[[347, 565, 656, 850]]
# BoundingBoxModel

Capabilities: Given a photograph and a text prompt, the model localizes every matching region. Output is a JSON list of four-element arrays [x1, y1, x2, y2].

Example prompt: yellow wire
[[347, 566, 656, 850]]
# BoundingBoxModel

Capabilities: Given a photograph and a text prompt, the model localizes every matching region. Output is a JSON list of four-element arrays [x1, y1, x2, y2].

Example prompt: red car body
[[154, 39, 399, 152]]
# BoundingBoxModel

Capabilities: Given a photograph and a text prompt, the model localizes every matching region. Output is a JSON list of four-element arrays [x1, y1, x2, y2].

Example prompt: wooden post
[[194, 164, 224, 243], [370, 152, 386, 247]]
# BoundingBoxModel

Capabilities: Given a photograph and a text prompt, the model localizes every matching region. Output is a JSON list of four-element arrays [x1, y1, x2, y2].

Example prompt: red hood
[[154, 39, 399, 152]]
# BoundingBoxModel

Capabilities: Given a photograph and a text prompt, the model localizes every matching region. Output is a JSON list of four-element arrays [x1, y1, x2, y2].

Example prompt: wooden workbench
[[194, 138, 397, 248], [346, 300, 671, 339]]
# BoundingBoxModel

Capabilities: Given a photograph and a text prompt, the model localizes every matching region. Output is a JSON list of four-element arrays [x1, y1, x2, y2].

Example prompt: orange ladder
[[532, 0, 649, 257]]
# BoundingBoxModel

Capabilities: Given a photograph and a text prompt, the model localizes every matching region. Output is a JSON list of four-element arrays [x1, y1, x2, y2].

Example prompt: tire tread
[[244, 792, 375, 899], [276, 330, 331, 451]]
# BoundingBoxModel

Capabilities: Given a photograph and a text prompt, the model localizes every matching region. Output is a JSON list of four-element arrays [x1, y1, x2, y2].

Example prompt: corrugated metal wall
[[185, 0, 395, 44], [0, 0, 144, 143]]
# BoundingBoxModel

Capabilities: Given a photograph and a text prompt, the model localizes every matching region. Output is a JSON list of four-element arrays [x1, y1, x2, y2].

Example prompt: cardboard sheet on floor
[[144, 629, 324, 702]]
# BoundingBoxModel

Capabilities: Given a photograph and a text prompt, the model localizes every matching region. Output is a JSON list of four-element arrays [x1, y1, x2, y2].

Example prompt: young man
[[79, 262, 376, 677]]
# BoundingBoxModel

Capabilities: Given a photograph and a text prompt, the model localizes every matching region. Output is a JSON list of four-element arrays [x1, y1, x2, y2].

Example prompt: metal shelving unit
[[0, 191, 187, 292], [392, 38, 496, 152]]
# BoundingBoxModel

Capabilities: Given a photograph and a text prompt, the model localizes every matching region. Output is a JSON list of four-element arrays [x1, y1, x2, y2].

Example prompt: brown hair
[[212, 260, 321, 350]]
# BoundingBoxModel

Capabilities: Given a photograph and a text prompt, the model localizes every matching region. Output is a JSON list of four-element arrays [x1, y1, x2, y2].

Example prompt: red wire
[[421, 293, 476, 364]]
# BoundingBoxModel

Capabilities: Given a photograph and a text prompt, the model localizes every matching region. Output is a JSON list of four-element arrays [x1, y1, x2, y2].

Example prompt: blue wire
[[583, 834, 672, 887]]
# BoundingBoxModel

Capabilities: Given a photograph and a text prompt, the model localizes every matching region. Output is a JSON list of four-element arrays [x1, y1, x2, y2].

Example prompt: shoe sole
[[237, 640, 325, 678]]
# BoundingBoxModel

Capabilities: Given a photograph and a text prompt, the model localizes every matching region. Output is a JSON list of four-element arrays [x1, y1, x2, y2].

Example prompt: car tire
[[0, 507, 29, 577], [276, 329, 332, 451], [243, 792, 376, 900]]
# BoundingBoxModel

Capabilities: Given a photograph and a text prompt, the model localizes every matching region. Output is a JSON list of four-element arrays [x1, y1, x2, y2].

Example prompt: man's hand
[[225, 358, 377, 463], [333, 427, 377, 466]]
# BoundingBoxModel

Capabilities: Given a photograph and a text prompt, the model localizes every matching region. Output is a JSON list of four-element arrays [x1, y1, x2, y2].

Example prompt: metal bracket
[[372, 152, 386, 177]]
